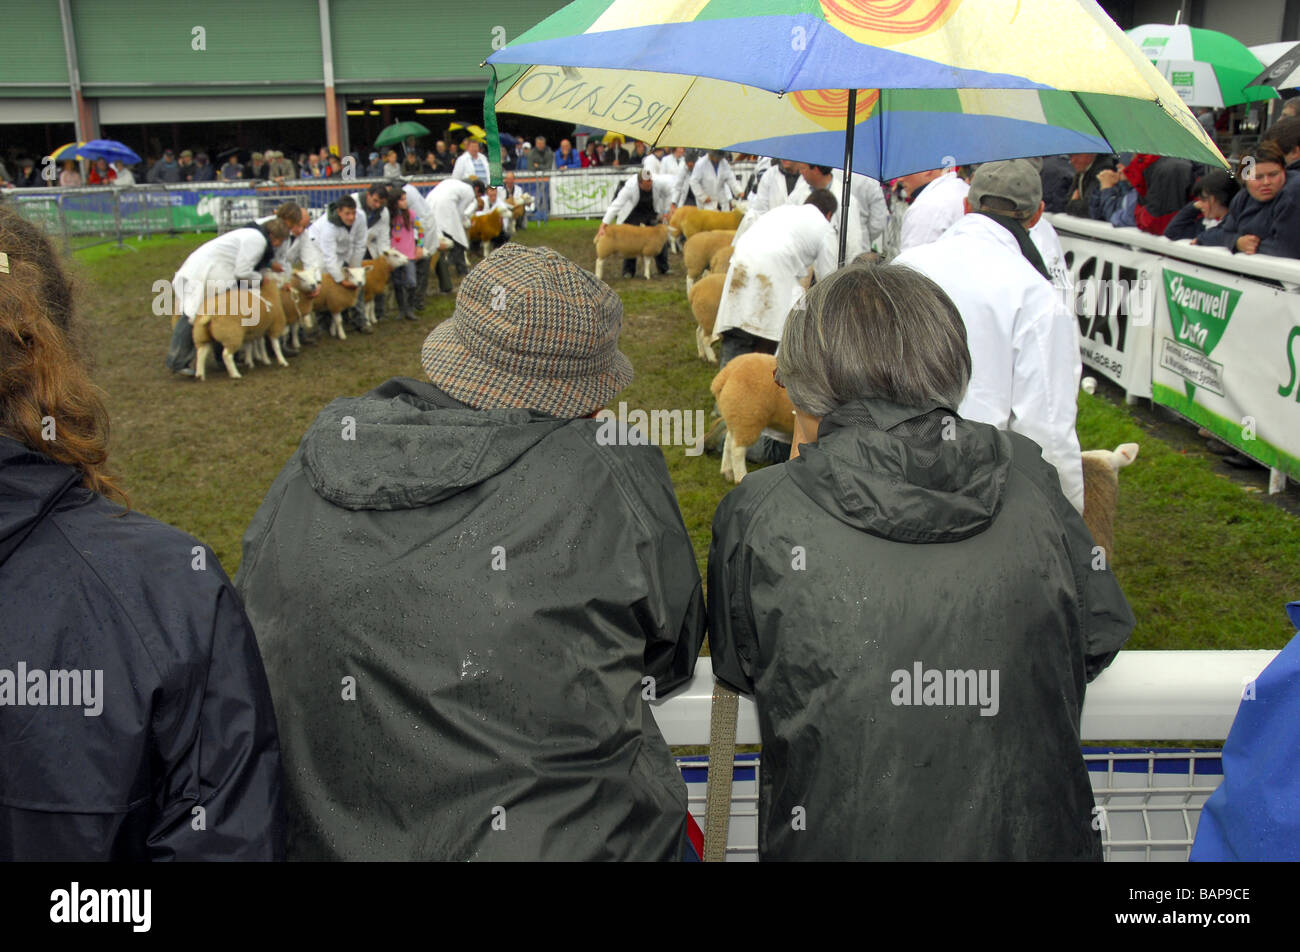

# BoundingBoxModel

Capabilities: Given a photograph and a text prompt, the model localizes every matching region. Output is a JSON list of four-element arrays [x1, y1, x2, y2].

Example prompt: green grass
[[70, 219, 1298, 651]]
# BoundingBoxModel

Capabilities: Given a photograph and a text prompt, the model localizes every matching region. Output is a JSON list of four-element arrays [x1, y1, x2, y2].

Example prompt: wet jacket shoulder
[[706, 401, 1134, 860], [0, 437, 284, 861], [235, 378, 704, 861]]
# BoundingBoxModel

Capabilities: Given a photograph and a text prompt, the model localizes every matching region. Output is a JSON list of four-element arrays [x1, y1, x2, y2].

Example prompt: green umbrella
[[1127, 24, 1276, 108], [374, 121, 431, 150]]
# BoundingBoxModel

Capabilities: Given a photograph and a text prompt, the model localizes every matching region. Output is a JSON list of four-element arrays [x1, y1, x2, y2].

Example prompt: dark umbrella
[[498, 132, 518, 149], [217, 147, 249, 164], [375, 121, 431, 150]]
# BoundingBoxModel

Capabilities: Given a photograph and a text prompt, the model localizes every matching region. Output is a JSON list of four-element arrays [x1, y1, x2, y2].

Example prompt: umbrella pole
[[838, 89, 856, 268]]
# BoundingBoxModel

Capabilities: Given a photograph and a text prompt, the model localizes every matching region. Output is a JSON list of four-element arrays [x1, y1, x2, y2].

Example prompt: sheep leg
[[270, 335, 288, 368], [643, 256, 652, 280], [686, 275, 694, 296], [482, 241, 490, 259], [222, 348, 242, 380], [721, 429, 734, 481], [729, 436, 749, 483], [255, 337, 271, 366], [594, 257, 604, 282], [333, 312, 347, 341], [194, 343, 211, 381]]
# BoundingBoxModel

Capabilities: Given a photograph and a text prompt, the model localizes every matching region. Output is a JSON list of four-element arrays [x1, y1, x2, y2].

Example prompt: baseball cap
[[967, 159, 1042, 216]]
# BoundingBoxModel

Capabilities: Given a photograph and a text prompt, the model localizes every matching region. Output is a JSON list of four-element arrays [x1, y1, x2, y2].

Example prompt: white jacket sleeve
[[811, 224, 839, 282], [232, 233, 266, 284], [368, 208, 391, 257], [319, 227, 345, 283], [689, 161, 710, 207], [1009, 291, 1085, 512], [603, 178, 636, 225], [348, 218, 367, 267]]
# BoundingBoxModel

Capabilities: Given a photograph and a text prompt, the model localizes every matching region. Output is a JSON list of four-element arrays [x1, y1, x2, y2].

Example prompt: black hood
[[300, 378, 569, 511], [785, 397, 1010, 543], [0, 436, 83, 567]]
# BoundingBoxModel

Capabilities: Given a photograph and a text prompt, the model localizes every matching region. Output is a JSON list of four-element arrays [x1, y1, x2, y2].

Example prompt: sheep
[[710, 243, 734, 277], [467, 200, 505, 258], [275, 266, 323, 351], [593, 223, 670, 281], [361, 248, 410, 328], [192, 282, 283, 381], [683, 229, 735, 294], [669, 207, 745, 247], [688, 272, 726, 364], [311, 266, 367, 341], [710, 352, 794, 484], [1081, 443, 1140, 564]]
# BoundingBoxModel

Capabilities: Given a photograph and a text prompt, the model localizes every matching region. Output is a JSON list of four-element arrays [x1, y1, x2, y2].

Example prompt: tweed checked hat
[[420, 244, 633, 417]]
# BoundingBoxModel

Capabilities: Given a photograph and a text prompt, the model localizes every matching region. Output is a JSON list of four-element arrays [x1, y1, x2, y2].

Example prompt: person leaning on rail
[[707, 260, 1135, 861]]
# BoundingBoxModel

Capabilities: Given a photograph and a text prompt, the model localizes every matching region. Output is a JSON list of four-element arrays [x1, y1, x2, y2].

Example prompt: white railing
[[654, 651, 1278, 861]]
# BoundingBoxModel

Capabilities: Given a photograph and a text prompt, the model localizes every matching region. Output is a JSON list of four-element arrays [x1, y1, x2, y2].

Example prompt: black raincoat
[[0, 437, 284, 860], [707, 398, 1135, 861], [234, 377, 705, 861]]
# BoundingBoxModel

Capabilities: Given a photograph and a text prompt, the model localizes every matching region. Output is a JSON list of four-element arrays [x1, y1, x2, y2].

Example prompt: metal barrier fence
[[656, 651, 1278, 861], [1, 162, 760, 248]]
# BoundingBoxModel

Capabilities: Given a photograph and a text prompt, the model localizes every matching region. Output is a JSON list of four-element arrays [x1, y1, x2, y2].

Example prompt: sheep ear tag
[[1161, 268, 1241, 400]]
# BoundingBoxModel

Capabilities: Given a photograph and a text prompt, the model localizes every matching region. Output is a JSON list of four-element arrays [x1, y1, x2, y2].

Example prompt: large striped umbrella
[[483, 0, 1225, 261], [1127, 24, 1276, 107]]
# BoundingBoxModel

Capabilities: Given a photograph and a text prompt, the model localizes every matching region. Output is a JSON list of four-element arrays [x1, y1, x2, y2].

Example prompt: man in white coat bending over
[[597, 168, 678, 278], [425, 177, 484, 277], [897, 164, 970, 252], [894, 160, 1084, 512], [164, 218, 288, 374], [713, 190, 838, 367], [690, 150, 742, 210]]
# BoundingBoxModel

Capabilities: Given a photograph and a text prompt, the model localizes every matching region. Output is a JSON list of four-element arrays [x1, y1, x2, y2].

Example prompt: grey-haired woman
[[707, 261, 1134, 861]]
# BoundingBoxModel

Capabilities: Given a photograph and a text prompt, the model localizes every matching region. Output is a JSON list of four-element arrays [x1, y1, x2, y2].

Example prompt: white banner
[[548, 170, 626, 218], [1053, 219, 1300, 480], [1151, 260, 1300, 479], [1059, 235, 1158, 399]]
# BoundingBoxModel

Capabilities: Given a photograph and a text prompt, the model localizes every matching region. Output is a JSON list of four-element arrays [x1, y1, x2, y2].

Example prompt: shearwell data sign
[[1153, 263, 1300, 479]]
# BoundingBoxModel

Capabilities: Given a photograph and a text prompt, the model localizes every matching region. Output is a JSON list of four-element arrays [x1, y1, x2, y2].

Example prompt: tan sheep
[[688, 273, 726, 365], [710, 243, 734, 277], [1081, 443, 1140, 564], [669, 207, 745, 245], [468, 199, 505, 258], [683, 229, 735, 294], [593, 223, 669, 281], [360, 248, 410, 327], [710, 352, 794, 483], [311, 266, 367, 340], [192, 283, 282, 381]]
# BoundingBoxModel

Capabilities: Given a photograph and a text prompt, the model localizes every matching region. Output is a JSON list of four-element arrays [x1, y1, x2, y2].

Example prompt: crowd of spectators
[[1042, 112, 1300, 259], [2, 131, 688, 191]]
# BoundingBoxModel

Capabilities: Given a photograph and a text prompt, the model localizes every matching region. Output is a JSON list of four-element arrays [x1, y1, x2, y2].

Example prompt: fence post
[[114, 188, 124, 249], [57, 194, 71, 253]]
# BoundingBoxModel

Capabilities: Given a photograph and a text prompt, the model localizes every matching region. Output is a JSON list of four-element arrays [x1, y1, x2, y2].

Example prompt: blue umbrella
[[498, 131, 518, 149], [75, 140, 142, 165]]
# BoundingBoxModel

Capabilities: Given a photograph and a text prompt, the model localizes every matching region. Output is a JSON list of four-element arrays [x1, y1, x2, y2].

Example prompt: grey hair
[[776, 262, 971, 416]]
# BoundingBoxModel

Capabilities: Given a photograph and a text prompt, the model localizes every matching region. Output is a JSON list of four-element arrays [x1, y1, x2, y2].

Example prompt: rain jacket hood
[[0, 438, 81, 567], [300, 378, 568, 510], [786, 397, 1009, 543]]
